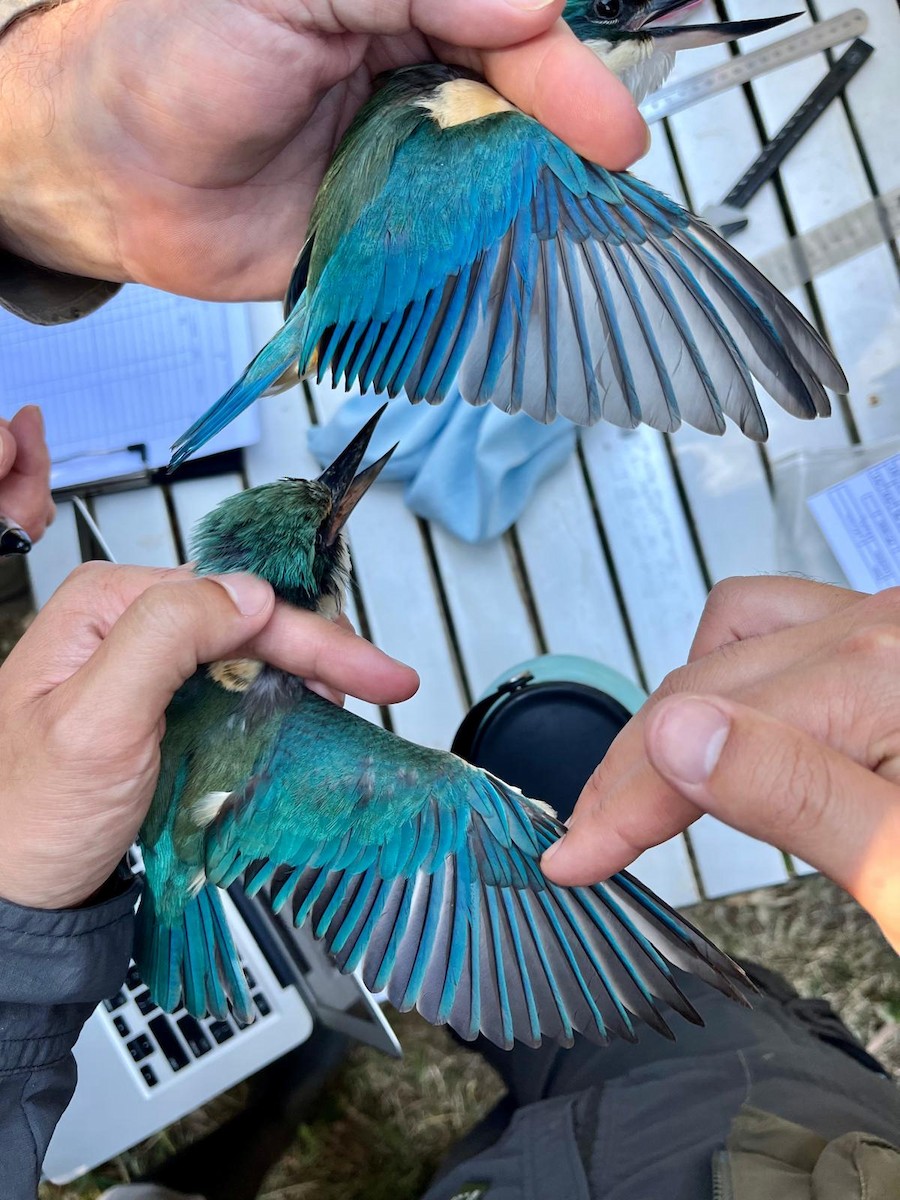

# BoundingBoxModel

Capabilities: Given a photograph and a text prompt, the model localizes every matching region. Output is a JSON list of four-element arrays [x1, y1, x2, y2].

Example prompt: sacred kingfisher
[[170, 0, 844, 469], [139, 407, 750, 1047]]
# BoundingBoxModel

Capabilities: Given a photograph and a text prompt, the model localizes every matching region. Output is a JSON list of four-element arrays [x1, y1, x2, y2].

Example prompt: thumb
[[328, 0, 566, 49], [60, 572, 274, 727], [645, 695, 900, 952]]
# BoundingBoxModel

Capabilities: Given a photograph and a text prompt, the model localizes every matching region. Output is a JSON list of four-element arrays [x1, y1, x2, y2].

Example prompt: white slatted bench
[[24, 0, 900, 909]]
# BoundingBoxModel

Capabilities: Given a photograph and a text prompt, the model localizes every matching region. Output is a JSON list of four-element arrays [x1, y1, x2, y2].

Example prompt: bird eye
[[592, 0, 621, 18]]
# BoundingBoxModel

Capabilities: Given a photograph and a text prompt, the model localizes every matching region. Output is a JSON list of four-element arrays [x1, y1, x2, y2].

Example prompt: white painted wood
[[690, 813, 789, 898], [169, 474, 244, 560], [631, 841, 700, 908], [515, 452, 638, 678], [92, 487, 179, 568], [429, 525, 538, 700], [26, 500, 81, 608], [580, 425, 708, 688]]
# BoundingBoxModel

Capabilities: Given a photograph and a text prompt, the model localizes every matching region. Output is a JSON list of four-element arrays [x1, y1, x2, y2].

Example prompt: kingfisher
[[170, 0, 846, 470], [138, 408, 749, 1048]]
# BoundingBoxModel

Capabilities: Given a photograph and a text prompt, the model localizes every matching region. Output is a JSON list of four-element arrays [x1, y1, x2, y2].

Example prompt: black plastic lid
[[452, 679, 632, 823]]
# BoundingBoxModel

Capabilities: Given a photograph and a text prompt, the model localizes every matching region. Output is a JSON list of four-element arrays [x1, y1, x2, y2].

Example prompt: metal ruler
[[755, 187, 900, 291], [641, 8, 869, 123]]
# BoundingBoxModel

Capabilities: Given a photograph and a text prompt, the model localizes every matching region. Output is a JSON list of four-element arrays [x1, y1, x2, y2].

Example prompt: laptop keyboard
[[102, 960, 271, 1090]]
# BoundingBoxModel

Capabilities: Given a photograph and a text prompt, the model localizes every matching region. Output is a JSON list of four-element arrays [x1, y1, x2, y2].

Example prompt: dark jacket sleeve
[[0, 872, 140, 1197], [0, 0, 122, 325]]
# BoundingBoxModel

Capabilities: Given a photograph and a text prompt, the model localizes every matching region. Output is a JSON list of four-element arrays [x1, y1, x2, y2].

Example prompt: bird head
[[564, 1, 798, 101], [191, 406, 394, 612]]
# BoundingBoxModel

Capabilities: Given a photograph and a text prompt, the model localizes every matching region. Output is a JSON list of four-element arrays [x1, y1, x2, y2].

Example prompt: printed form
[[808, 452, 900, 592]]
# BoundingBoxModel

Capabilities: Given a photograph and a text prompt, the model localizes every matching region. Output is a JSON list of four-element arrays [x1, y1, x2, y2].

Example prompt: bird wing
[[292, 108, 845, 437], [199, 689, 747, 1049], [171, 81, 845, 468]]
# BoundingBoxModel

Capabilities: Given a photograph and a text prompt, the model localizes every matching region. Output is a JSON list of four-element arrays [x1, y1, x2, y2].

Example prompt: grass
[[2, 572, 893, 1200]]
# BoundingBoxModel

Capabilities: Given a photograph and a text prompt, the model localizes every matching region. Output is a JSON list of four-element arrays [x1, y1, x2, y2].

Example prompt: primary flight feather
[[171, 0, 845, 469]]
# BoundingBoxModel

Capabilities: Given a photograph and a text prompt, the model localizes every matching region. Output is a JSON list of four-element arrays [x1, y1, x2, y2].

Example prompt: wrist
[[0, 838, 129, 910], [0, 1, 123, 280]]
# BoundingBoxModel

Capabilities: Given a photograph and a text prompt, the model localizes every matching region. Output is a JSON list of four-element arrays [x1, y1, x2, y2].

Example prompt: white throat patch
[[584, 38, 676, 106]]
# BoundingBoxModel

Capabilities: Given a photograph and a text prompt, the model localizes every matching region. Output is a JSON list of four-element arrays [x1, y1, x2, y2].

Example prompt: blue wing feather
[[173, 688, 751, 1047], [171, 73, 842, 466]]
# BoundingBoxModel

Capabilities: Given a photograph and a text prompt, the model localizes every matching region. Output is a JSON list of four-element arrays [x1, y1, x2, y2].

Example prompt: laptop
[[44, 879, 400, 1183]]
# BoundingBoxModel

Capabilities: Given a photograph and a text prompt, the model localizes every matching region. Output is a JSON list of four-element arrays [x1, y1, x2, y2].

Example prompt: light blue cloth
[[307, 389, 576, 543]]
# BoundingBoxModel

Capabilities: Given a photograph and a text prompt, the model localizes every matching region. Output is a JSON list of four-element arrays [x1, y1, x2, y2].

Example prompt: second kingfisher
[[171, 0, 846, 468]]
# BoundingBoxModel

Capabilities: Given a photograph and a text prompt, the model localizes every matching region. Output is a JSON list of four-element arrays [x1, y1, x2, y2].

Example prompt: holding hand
[[1, 0, 646, 300], [543, 577, 900, 953], [0, 563, 418, 910]]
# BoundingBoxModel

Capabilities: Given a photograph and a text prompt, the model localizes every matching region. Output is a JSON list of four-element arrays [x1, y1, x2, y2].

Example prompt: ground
[[3, 571, 894, 1200]]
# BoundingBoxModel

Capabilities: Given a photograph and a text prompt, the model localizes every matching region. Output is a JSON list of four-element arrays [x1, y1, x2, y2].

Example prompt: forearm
[[0, 872, 140, 1195]]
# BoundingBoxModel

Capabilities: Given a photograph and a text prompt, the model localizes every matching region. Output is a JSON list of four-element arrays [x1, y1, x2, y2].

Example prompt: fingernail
[[26, 405, 44, 433], [507, 0, 557, 9], [304, 679, 345, 706], [642, 122, 653, 158], [652, 698, 730, 785], [210, 572, 272, 617], [542, 835, 564, 864]]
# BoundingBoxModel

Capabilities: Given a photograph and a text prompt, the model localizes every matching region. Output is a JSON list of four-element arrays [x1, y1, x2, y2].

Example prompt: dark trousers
[[423, 965, 900, 1200]]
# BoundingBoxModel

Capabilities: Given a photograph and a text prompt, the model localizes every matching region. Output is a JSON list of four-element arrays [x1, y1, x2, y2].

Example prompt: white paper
[[0, 284, 260, 485], [808, 452, 900, 592]]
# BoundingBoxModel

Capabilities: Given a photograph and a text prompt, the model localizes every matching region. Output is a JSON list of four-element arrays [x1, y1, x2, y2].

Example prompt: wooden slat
[[26, 500, 81, 608], [92, 487, 179, 568], [514, 452, 639, 679], [580, 425, 708, 688], [429, 526, 538, 701]]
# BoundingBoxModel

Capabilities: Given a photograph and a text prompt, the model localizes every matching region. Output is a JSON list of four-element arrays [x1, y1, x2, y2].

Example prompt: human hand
[[542, 577, 900, 952], [0, 406, 54, 544], [0, 562, 418, 910], [1, 0, 646, 300]]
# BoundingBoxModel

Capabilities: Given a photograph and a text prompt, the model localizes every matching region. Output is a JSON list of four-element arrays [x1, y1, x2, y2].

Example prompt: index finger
[[689, 576, 863, 662]]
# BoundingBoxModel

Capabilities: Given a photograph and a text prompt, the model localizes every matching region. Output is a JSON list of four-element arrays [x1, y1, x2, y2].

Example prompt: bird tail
[[134, 881, 253, 1024], [168, 298, 310, 470]]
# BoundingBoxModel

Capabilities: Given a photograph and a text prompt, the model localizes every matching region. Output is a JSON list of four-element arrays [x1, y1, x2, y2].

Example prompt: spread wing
[[171, 86, 844, 468], [199, 690, 747, 1049]]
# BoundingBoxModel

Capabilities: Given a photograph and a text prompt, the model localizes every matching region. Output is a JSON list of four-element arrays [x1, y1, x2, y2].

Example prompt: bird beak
[[631, 0, 798, 47], [318, 404, 398, 545]]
